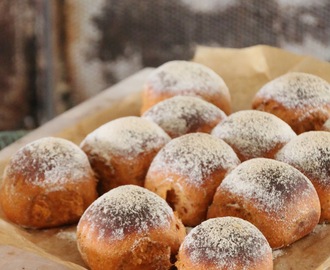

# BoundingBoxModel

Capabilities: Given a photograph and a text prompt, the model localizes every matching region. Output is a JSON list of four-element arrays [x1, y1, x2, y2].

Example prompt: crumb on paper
[[56, 230, 77, 242], [273, 248, 286, 259]]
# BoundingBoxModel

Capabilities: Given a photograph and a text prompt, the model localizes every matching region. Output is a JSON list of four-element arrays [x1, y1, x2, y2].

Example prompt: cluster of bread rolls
[[1, 60, 330, 269]]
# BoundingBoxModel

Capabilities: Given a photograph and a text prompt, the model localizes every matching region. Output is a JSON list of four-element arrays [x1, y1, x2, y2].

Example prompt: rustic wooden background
[[1, 0, 330, 131]]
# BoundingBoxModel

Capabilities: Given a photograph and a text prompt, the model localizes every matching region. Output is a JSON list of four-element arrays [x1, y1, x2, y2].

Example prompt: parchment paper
[[193, 45, 330, 112], [1, 45, 330, 269]]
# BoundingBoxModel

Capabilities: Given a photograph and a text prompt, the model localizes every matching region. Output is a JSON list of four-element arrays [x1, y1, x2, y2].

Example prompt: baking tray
[[1, 45, 330, 269]]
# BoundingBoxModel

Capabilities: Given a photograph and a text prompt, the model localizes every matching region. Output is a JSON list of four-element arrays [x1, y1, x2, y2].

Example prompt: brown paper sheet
[[1, 46, 330, 269], [193, 45, 330, 112]]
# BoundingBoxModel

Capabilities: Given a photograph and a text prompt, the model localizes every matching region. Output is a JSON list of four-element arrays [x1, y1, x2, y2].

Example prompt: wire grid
[[91, 0, 330, 66]]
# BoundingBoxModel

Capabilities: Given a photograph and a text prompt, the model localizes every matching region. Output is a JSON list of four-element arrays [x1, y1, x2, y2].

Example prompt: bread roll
[[80, 116, 170, 194], [207, 158, 320, 249], [145, 133, 240, 226], [275, 131, 330, 223], [211, 110, 296, 161], [0, 137, 98, 229], [252, 72, 330, 134], [77, 185, 186, 270], [176, 217, 273, 270], [142, 95, 227, 138], [141, 60, 231, 115]]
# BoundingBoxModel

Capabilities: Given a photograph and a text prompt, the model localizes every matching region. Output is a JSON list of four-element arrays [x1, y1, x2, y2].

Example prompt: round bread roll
[[275, 131, 330, 223], [77, 185, 186, 270], [211, 110, 296, 161], [144, 133, 241, 227], [141, 60, 231, 115], [207, 158, 320, 249], [0, 137, 98, 229], [142, 95, 227, 138], [252, 72, 330, 134], [176, 217, 273, 270], [80, 116, 171, 194]]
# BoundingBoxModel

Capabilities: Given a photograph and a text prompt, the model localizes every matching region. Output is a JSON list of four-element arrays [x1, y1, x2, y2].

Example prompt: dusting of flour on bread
[[256, 72, 330, 108], [182, 217, 271, 267], [146, 60, 230, 99], [81, 185, 174, 241], [80, 116, 170, 161], [5, 137, 92, 191], [220, 158, 316, 214], [211, 110, 296, 160], [142, 95, 226, 137], [148, 133, 240, 186]]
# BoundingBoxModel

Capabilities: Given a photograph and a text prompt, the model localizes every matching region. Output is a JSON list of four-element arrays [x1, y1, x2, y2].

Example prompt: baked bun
[[176, 217, 273, 270], [252, 72, 330, 134], [80, 116, 170, 194], [142, 95, 227, 138], [77, 185, 186, 270], [141, 60, 231, 115], [0, 137, 98, 229], [275, 131, 330, 223], [207, 158, 320, 249], [211, 110, 296, 161], [144, 133, 240, 227]]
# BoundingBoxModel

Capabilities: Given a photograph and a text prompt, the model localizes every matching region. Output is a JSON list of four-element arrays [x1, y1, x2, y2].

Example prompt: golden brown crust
[[252, 72, 330, 134], [76, 185, 186, 270], [82, 148, 161, 194], [208, 187, 320, 248], [80, 116, 170, 194], [0, 137, 98, 229], [211, 110, 297, 161], [0, 178, 97, 229], [310, 183, 330, 223], [176, 258, 273, 270], [141, 85, 231, 116], [275, 131, 330, 223], [78, 220, 183, 270], [252, 97, 330, 134], [176, 217, 273, 270], [142, 95, 227, 138], [144, 133, 240, 227], [145, 170, 228, 227], [140, 61, 231, 115], [207, 158, 320, 249]]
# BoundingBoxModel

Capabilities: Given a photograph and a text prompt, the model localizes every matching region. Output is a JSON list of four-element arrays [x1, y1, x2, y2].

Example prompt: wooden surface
[[1, 67, 330, 269]]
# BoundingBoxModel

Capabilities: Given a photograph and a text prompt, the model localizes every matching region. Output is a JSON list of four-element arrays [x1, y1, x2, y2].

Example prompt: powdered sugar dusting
[[146, 60, 230, 99], [5, 137, 93, 192], [275, 131, 330, 185], [220, 158, 316, 213], [80, 116, 170, 161], [80, 185, 174, 241], [181, 217, 271, 268], [211, 110, 296, 160], [148, 133, 240, 186], [142, 95, 227, 138], [255, 72, 330, 108]]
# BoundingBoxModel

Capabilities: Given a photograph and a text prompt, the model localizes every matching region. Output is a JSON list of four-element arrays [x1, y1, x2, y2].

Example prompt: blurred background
[[1, 0, 330, 136]]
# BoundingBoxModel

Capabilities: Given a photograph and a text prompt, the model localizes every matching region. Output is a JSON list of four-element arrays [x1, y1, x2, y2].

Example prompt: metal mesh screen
[[64, 0, 330, 103], [1, 0, 330, 133]]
